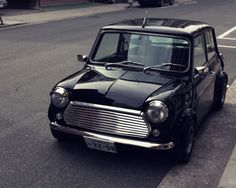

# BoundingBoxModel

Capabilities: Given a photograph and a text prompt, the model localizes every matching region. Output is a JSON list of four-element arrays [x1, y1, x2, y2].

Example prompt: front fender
[[172, 108, 196, 138], [48, 104, 55, 122]]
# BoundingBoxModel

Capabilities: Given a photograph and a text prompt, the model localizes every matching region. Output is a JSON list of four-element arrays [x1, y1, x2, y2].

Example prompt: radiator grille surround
[[63, 101, 151, 138]]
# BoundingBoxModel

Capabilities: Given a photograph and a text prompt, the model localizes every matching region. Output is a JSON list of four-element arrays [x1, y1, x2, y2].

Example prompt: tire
[[213, 75, 227, 111], [170, 0, 174, 5], [50, 128, 69, 141], [172, 120, 195, 164]]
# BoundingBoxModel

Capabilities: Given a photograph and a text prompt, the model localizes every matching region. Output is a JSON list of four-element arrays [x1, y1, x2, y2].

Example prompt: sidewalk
[[218, 145, 236, 188], [0, 2, 130, 27]]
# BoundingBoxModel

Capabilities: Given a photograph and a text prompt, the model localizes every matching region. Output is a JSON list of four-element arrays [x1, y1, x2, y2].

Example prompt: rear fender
[[214, 71, 228, 96]]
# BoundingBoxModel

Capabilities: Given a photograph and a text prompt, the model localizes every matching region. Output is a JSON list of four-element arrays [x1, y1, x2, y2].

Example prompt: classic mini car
[[48, 18, 228, 163], [138, 0, 174, 7]]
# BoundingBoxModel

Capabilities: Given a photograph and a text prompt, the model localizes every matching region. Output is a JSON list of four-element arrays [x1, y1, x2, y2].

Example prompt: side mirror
[[77, 54, 88, 63]]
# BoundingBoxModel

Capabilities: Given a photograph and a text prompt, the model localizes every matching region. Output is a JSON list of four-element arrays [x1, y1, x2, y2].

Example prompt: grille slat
[[67, 120, 148, 135], [71, 122, 147, 136], [65, 113, 146, 126], [68, 107, 144, 120], [67, 117, 148, 131], [67, 110, 144, 122], [64, 102, 150, 138]]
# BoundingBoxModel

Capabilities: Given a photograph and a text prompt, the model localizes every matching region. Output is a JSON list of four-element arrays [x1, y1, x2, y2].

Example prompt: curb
[[0, 23, 25, 28], [0, 3, 129, 28]]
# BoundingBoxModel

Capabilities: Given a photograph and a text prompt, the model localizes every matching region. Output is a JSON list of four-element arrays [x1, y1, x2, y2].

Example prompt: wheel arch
[[173, 107, 197, 138], [214, 71, 228, 97]]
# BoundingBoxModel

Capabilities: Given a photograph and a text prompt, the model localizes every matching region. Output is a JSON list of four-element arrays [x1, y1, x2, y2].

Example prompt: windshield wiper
[[105, 61, 144, 69], [144, 63, 186, 73]]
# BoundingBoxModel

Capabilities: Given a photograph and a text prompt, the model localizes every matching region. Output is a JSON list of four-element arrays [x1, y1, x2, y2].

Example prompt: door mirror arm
[[77, 54, 88, 64]]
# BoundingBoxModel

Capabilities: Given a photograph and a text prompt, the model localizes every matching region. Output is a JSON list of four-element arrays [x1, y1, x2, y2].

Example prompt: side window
[[194, 35, 207, 67], [205, 31, 216, 60]]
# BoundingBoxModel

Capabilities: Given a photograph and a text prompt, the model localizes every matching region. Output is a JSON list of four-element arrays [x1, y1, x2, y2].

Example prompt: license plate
[[84, 136, 117, 153]]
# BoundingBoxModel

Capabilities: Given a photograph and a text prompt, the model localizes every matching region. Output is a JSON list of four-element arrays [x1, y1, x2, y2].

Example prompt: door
[[205, 30, 221, 91], [193, 33, 216, 123]]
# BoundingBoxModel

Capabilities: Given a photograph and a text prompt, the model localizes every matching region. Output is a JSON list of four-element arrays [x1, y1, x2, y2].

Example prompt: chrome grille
[[63, 101, 150, 138]]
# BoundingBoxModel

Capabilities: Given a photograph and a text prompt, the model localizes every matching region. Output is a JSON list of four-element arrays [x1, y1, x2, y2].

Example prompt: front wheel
[[172, 120, 195, 164]]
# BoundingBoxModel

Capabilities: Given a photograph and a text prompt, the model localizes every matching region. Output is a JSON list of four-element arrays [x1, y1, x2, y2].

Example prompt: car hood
[[57, 66, 177, 110]]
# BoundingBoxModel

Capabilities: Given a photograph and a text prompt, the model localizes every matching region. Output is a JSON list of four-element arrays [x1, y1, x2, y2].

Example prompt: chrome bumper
[[50, 122, 175, 150]]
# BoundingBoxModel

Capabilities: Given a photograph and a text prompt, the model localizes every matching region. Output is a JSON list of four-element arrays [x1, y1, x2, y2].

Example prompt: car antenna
[[142, 10, 148, 28]]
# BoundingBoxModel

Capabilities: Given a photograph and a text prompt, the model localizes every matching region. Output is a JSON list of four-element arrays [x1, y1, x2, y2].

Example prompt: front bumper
[[50, 122, 175, 150]]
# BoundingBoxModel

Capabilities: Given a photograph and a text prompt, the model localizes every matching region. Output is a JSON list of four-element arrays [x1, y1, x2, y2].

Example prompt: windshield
[[91, 32, 189, 72]]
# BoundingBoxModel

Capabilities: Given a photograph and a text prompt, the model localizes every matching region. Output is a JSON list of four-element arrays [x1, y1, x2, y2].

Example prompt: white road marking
[[217, 26, 236, 48], [217, 26, 236, 39], [218, 37, 236, 41], [218, 45, 236, 49]]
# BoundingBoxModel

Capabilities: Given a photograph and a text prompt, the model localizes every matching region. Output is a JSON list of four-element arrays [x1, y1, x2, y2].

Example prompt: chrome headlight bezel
[[51, 87, 68, 108], [145, 100, 169, 123]]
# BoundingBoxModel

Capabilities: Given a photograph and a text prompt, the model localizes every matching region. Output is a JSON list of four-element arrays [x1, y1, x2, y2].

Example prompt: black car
[[138, 0, 174, 7], [48, 18, 228, 163]]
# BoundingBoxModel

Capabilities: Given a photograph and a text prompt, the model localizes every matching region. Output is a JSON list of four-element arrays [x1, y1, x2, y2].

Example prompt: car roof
[[102, 18, 212, 37]]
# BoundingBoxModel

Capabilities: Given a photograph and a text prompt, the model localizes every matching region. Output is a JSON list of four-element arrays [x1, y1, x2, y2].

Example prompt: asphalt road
[[0, 0, 236, 187]]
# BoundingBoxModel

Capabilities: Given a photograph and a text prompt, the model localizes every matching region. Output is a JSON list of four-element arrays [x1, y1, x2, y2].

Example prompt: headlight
[[51, 87, 68, 108], [146, 100, 168, 123]]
